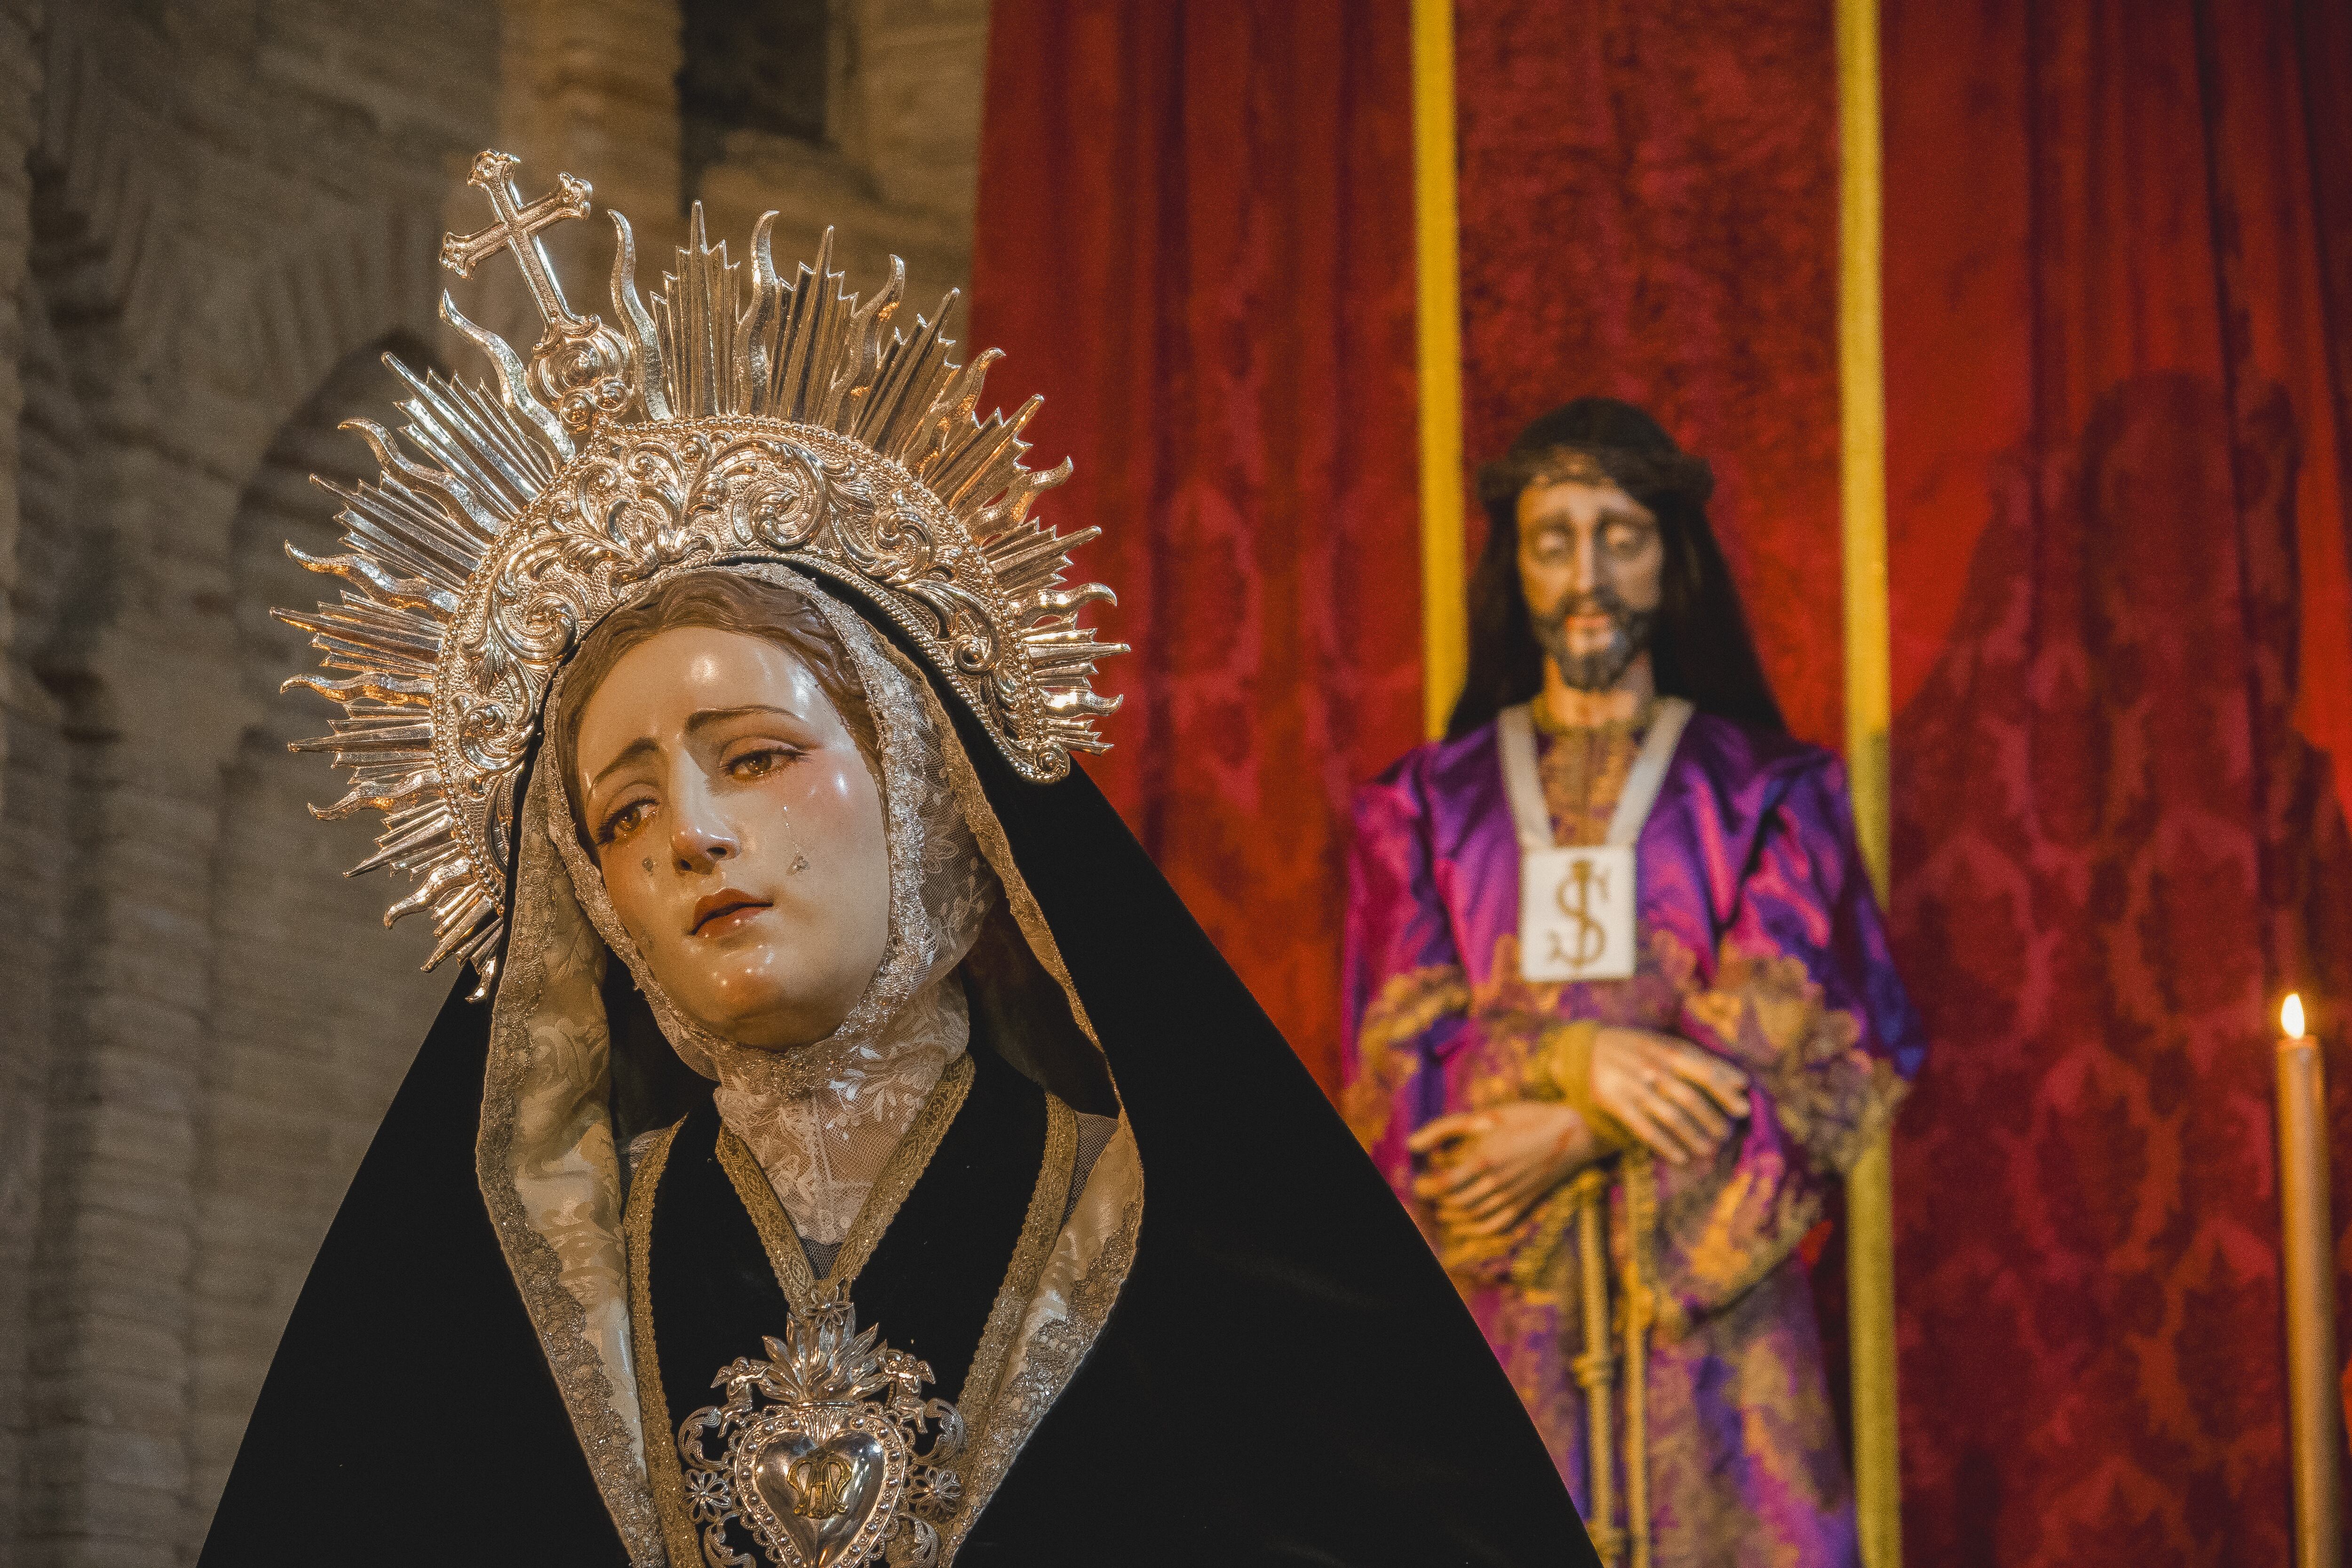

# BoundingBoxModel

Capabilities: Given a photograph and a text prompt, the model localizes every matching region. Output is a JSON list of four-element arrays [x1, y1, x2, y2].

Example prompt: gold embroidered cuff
[[1526, 1018, 1636, 1153], [1345, 964, 1470, 1148]]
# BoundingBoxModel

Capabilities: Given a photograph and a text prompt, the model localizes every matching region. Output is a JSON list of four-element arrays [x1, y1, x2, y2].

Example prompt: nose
[[668, 773, 739, 873], [1568, 523, 1599, 597], [671, 822, 737, 873]]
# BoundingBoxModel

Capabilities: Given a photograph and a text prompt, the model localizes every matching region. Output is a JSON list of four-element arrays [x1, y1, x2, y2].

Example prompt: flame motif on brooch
[[277, 151, 1123, 992], [678, 1295, 964, 1568]]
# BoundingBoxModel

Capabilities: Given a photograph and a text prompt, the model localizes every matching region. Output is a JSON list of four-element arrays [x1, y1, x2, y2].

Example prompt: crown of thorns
[[1477, 443, 1716, 511]]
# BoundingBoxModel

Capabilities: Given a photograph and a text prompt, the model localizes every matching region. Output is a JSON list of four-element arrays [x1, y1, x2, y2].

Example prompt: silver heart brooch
[[679, 1292, 965, 1568]]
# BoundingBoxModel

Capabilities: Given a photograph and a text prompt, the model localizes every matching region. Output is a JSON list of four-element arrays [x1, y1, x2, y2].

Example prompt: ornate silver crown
[[279, 151, 1121, 988]]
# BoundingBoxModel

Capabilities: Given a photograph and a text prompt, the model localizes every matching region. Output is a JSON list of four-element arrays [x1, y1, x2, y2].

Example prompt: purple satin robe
[[1343, 711, 1925, 1567]]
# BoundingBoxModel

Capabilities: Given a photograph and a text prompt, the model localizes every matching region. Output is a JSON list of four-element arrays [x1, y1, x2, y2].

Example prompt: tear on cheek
[[788, 853, 810, 875]]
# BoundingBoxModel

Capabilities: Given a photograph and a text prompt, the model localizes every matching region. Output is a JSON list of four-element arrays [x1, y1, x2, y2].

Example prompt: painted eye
[[728, 746, 797, 780], [598, 800, 654, 845], [729, 743, 814, 780]]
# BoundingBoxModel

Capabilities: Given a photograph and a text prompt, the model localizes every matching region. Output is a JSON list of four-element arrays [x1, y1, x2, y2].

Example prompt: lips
[[690, 889, 773, 937]]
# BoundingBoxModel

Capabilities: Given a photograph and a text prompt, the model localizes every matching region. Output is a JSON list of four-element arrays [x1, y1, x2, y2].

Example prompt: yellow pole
[[1412, 0, 1467, 741], [1835, 1, 1901, 1565]]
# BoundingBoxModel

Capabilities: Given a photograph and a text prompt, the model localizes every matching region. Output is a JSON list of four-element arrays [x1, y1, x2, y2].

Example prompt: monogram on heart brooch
[[679, 1295, 965, 1568]]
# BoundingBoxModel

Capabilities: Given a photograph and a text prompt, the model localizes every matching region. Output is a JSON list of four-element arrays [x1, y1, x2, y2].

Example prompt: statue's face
[[573, 627, 891, 1050], [1516, 478, 1664, 692]]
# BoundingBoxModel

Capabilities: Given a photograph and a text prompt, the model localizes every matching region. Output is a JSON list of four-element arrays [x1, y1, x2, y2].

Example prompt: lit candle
[[2279, 993, 2342, 1568]]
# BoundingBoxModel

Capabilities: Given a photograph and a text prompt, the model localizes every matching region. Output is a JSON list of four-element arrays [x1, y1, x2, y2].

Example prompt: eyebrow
[[583, 704, 809, 796], [586, 736, 660, 797], [686, 703, 806, 730]]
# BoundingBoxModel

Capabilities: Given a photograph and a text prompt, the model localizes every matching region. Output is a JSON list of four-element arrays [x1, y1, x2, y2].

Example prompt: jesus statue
[[1344, 397, 1927, 1567]]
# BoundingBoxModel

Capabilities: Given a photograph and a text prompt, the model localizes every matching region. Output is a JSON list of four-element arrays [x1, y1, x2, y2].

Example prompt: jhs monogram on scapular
[[1520, 844, 1638, 981], [1497, 700, 1693, 985]]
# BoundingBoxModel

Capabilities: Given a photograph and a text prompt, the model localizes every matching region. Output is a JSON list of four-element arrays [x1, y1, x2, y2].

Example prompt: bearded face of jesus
[[1515, 477, 1666, 693]]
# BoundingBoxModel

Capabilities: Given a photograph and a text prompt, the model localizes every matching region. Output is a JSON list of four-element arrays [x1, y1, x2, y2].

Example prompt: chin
[[681, 970, 855, 1051]]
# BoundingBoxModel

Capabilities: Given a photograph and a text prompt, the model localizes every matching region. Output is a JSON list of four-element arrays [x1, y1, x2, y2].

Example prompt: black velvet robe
[[199, 603, 1598, 1568]]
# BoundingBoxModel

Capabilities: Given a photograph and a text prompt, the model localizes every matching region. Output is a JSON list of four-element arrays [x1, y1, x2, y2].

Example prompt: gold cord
[[1564, 1150, 1658, 1567], [1619, 1151, 1657, 1568], [1569, 1168, 1623, 1567]]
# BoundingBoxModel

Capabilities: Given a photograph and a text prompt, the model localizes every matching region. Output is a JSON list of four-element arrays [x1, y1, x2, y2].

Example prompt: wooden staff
[[1621, 1152, 1657, 1568], [1570, 1169, 1623, 1566]]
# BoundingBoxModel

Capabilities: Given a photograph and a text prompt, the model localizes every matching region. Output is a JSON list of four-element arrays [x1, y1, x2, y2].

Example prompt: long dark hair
[[1445, 397, 1786, 739]]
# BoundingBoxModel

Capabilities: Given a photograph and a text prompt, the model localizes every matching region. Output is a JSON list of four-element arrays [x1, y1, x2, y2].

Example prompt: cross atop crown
[[437, 149, 636, 432], [440, 150, 593, 329]]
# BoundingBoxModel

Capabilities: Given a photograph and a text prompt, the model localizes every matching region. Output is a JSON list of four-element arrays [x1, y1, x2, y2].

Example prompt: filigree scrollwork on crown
[[430, 417, 1066, 919]]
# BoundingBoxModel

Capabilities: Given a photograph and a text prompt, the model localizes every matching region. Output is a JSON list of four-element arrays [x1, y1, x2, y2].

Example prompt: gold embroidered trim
[[715, 1051, 976, 1315], [715, 1123, 820, 1315], [866, 636, 1140, 1558], [1686, 939, 1909, 1178], [962, 1094, 1080, 1423], [1346, 963, 1471, 1147], [1653, 1178, 1814, 1342], [622, 1119, 699, 1568], [944, 1129, 1145, 1561], [830, 1051, 977, 1292], [1641, 937, 1911, 1329], [1531, 711, 1648, 848], [477, 762, 664, 1567]]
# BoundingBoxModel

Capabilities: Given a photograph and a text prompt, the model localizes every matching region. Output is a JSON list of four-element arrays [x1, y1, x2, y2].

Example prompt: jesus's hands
[[1407, 1101, 1601, 1238], [1589, 1026, 1750, 1165], [1401, 1029, 1751, 1242]]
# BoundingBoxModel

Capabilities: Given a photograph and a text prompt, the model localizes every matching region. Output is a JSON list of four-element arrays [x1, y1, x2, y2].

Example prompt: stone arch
[[223, 207, 456, 445], [0, 6, 509, 1560], [29, 12, 175, 355], [185, 333, 456, 1546]]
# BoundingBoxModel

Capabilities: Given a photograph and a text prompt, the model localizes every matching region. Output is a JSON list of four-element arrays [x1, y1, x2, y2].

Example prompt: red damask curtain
[[969, 0, 1421, 1091], [1883, 1, 2352, 1560], [1456, 0, 1846, 749]]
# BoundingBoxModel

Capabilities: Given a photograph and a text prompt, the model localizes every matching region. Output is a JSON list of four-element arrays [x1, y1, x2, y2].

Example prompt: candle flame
[[2284, 993, 2307, 1039]]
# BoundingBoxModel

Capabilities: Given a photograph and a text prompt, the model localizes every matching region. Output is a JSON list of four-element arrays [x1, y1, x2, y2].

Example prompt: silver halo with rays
[[277, 150, 1123, 994]]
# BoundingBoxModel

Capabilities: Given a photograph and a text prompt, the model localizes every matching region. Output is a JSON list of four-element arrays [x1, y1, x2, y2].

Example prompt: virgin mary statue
[[194, 152, 1597, 1567]]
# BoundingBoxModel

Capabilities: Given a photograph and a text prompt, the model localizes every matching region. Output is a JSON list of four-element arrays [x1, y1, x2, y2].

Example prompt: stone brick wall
[[0, 9, 52, 1548], [0, 2, 985, 1561], [699, 0, 989, 310]]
